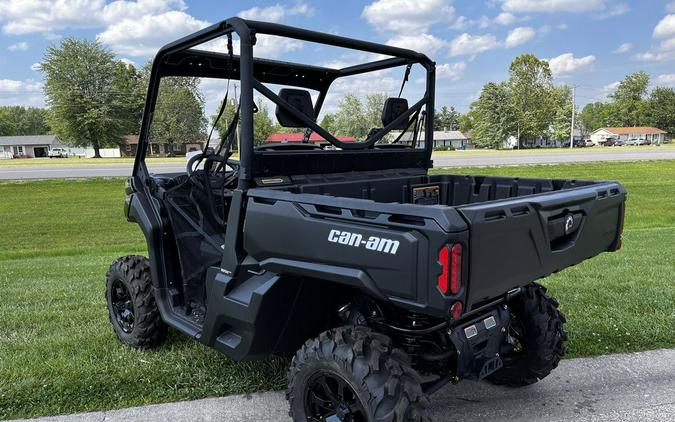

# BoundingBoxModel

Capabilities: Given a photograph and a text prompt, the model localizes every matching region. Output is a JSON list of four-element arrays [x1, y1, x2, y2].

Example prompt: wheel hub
[[110, 279, 135, 333], [304, 371, 366, 422]]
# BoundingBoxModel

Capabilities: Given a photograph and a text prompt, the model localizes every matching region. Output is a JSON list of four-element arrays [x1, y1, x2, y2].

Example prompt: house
[[391, 130, 473, 150], [122, 135, 204, 157], [265, 132, 357, 144], [0, 135, 58, 158], [590, 127, 667, 145]]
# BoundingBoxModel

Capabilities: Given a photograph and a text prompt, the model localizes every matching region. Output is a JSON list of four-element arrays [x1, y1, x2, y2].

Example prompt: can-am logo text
[[327, 229, 400, 255]]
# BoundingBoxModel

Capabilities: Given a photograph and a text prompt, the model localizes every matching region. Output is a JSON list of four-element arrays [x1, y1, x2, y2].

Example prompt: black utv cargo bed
[[245, 170, 625, 314]]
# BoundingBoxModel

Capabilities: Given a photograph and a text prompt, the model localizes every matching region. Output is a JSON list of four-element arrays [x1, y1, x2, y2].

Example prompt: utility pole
[[570, 84, 576, 149]]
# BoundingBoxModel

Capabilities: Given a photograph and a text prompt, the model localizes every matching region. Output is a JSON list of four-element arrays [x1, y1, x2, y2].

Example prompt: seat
[[275, 89, 314, 127], [381, 97, 409, 130]]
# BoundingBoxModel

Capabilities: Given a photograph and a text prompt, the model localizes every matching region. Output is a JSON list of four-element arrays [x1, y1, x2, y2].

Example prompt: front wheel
[[287, 326, 430, 421], [486, 283, 567, 387], [105, 255, 167, 348]]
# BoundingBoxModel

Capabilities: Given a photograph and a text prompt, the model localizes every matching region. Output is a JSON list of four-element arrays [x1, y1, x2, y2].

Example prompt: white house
[[0, 135, 58, 158], [392, 130, 473, 150], [0, 135, 121, 159], [590, 127, 667, 145]]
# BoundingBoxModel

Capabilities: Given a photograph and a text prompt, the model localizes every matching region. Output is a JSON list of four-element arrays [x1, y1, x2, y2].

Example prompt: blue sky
[[1, 0, 675, 115]]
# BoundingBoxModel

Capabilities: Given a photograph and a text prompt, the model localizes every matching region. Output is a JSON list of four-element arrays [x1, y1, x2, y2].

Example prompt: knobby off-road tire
[[105, 255, 167, 348], [486, 282, 568, 387], [287, 325, 430, 422]]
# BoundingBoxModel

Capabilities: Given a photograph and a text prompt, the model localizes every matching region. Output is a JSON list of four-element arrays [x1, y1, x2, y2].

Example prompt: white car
[[48, 148, 69, 158]]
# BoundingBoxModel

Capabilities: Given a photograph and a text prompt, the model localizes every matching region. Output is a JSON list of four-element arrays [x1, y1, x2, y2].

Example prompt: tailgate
[[458, 182, 626, 310]]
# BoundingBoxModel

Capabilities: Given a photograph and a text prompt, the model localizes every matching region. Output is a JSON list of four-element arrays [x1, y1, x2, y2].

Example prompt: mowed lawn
[[1, 161, 674, 419]]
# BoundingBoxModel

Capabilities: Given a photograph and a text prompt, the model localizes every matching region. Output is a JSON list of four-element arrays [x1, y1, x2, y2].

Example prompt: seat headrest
[[382, 97, 409, 130], [275, 89, 314, 127]]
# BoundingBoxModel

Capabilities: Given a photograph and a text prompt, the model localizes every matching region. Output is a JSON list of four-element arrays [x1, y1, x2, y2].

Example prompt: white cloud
[[656, 73, 675, 87], [238, 3, 314, 22], [96, 11, 208, 56], [450, 16, 470, 30], [636, 14, 675, 62], [386, 34, 446, 57], [0, 0, 187, 35], [494, 12, 518, 25], [597, 2, 630, 19], [0, 0, 105, 34], [8, 41, 28, 51], [449, 33, 500, 56], [654, 14, 675, 39], [547, 53, 596, 75], [436, 62, 467, 80], [501, 0, 608, 13], [30, 63, 41, 71], [613, 42, 631, 53], [635, 50, 675, 62], [602, 81, 620, 95], [504, 26, 536, 47], [0, 79, 44, 106], [362, 0, 455, 32]]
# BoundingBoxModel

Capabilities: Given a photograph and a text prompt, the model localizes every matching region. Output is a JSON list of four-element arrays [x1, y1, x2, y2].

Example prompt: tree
[[471, 82, 516, 148], [112, 62, 145, 135], [508, 54, 555, 146], [647, 87, 675, 136], [41, 38, 139, 157], [320, 93, 386, 139], [324, 93, 368, 138], [151, 76, 206, 154], [610, 71, 649, 127], [458, 111, 475, 133], [252, 99, 274, 145], [434, 106, 460, 131], [212, 96, 274, 147], [364, 93, 387, 129], [549, 85, 574, 142], [0, 106, 50, 136], [579, 102, 615, 134]]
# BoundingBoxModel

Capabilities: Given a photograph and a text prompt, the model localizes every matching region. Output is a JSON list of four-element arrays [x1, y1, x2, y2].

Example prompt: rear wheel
[[287, 326, 430, 421], [105, 255, 167, 348], [486, 283, 567, 387]]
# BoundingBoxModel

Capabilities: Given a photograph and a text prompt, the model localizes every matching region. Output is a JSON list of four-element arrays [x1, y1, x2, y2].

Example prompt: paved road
[[16, 348, 675, 422], [432, 148, 675, 168], [1, 149, 674, 180]]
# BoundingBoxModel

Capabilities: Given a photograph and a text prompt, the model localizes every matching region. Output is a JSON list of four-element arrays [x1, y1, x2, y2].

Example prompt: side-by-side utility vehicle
[[106, 18, 626, 421]]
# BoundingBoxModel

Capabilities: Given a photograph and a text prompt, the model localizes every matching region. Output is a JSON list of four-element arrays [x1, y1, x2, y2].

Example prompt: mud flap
[[449, 306, 510, 380]]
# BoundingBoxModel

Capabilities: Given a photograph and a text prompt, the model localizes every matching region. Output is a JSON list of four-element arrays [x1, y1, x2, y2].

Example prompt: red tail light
[[450, 244, 462, 294], [438, 243, 463, 295], [437, 246, 449, 293]]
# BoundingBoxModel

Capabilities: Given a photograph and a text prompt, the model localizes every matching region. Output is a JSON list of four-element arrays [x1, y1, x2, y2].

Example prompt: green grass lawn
[[1, 160, 674, 419]]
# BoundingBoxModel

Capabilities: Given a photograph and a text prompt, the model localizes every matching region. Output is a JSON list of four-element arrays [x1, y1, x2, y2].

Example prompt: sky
[[1, 0, 675, 116]]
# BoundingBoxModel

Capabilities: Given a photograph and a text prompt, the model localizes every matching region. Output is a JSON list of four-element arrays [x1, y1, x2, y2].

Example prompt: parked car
[[600, 138, 616, 146], [48, 148, 69, 158], [642, 138, 651, 146], [585, 140, 595, 147], [614, 139, 625, 146], [562, 139, 586, 148]]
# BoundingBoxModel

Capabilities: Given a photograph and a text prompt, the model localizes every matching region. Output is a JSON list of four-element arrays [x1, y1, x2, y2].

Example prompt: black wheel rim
[[110, 279, 135, 333], [304, 371, 367, 422]]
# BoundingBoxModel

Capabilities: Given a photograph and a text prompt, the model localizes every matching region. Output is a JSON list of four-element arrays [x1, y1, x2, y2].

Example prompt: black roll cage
[[134, 18, 436, 189]]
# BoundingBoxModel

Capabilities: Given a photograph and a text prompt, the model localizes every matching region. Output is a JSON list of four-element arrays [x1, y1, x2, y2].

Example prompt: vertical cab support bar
[[424, 61, 435, 167], [237, 22, 255, 191]]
